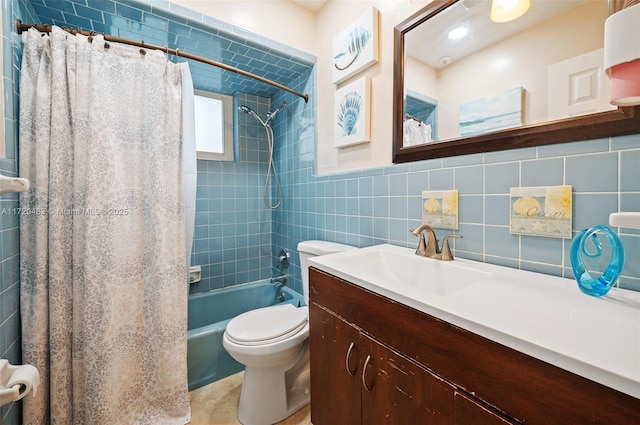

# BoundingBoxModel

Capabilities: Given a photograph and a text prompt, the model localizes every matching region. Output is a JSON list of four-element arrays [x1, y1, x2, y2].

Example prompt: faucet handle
[[440, 235, 463, 261], [414, 232, 428, 256]]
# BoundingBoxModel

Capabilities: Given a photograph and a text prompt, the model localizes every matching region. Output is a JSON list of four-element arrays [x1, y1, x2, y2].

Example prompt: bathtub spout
[[270, 275, 287, 285], [271, 275, 287, 302]]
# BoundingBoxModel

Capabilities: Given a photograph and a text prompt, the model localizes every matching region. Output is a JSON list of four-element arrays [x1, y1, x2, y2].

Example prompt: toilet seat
[[226, 304, 308, 346]]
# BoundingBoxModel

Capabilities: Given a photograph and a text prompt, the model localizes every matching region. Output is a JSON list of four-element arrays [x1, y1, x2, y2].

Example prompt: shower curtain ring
[[175, 48, 180, 57]]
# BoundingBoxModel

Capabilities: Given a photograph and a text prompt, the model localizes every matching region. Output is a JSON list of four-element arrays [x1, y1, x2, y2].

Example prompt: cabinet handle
[[345, 342, 357, 376], [362, 355, 373, 392]]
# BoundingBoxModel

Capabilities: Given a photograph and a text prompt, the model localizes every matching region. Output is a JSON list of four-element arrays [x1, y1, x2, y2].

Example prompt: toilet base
[[237, 341, 310, 425]]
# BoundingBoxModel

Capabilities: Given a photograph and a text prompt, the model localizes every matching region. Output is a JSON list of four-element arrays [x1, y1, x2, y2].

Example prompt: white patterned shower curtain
[[19, 27, 191, 424]]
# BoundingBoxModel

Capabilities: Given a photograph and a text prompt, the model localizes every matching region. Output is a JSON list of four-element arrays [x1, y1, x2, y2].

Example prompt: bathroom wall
[[272, 0, 639, 295], [277, 130, 640, 293], [315, 0, 428, 174], [1, 1, 38, 423]]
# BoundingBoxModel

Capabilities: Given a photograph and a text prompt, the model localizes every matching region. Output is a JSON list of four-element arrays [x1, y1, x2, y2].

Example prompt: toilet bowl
[[223, 240, 357, 425]]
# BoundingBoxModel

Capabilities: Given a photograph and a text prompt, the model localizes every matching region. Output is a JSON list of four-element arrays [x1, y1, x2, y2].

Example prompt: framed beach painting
[[334, 76, 371, 148], [459, 87, 524, 137], [332, 8, 380, 85]]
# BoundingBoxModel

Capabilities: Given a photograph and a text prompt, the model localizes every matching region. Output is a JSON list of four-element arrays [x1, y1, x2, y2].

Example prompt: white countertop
[[309, 244, 640, 398]]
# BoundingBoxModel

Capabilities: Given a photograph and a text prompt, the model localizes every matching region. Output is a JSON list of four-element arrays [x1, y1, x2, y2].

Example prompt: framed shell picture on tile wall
[[332, 7, 380, 85], [334, 76, 371, 148], [510, 185, 572, 238]]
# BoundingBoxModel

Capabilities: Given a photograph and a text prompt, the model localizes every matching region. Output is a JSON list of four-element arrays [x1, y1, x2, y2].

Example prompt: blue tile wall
[[26, 0, 314, 98], [272, 131, 640, 294], [1, 2, 38, 423], [189, 93, 275, 294]]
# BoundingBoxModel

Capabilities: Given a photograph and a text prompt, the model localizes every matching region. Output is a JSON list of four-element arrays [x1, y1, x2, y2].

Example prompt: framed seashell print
[[510, 185, 572, 238], [422, 190, 458, 230], [332, 8, 380, 85], [334, 76, 371, 148]]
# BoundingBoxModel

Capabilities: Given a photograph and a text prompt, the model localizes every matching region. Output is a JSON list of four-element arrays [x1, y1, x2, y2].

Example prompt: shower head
[[266, 102, 287, 123], [238, 105, 254, 114]]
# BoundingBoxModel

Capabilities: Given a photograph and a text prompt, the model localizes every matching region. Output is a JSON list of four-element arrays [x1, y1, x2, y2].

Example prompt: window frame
[[194, 90, 234, 161]]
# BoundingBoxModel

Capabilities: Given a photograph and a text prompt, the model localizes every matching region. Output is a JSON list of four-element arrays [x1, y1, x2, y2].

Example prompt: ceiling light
[[448, 26, 468, 40], [490, 0, 531, 23]]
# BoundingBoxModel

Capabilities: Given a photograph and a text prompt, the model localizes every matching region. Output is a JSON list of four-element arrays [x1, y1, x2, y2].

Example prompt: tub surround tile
[[29, 0, 315, 98]]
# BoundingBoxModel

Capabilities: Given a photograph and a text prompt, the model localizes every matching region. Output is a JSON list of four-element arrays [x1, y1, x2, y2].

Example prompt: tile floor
[[189, 372, 311, 425]]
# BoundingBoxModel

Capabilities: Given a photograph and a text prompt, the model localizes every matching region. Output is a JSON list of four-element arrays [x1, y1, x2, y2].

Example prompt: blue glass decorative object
[[570, 225, 625, 297]]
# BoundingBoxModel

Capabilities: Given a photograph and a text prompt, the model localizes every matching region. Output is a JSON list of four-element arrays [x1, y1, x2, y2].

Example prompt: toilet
[[223, 240, 357, 425]]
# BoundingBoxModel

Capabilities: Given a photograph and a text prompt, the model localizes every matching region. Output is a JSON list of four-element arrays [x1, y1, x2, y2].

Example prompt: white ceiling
[[406, 0, 587, 70], [293, 0, 327, 12]]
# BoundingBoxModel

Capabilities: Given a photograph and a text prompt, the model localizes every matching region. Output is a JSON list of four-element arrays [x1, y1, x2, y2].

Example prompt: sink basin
[[310, 244, 491, 296]]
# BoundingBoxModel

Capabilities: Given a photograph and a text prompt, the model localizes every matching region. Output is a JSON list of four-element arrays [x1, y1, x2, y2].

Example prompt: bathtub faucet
[[271, 275, 288, 302], [271, 275, 287, 286]]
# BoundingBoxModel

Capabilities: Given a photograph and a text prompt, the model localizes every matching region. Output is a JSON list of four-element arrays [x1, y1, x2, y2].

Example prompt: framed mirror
[[393, 0, 640, 163]]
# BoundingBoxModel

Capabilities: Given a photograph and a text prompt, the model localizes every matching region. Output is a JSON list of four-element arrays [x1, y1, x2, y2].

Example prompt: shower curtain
[[19, 27, 191, 424]]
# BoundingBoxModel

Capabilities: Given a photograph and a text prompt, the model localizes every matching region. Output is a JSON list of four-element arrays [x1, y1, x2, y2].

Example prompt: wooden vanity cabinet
[[309, 268, 640, 425], [454, 392, 515, 425], [310, 303, 456, 424]]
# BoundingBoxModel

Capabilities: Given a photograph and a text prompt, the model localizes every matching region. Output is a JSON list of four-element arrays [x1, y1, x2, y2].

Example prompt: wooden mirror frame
[[392, 0, 640, 164]]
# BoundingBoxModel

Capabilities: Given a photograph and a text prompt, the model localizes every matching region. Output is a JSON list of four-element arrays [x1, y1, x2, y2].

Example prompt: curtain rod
[[16, 19, 310, 103]]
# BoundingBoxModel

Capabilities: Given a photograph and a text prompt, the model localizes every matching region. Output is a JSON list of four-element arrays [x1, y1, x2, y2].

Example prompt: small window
[[194, 90, 234, 161]]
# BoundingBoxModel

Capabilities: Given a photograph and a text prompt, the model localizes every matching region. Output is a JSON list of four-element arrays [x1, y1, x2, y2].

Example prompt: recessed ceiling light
[[448, 26, 468, 40]]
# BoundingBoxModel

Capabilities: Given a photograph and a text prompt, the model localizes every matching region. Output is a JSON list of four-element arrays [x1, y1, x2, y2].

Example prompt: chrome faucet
[[271, 275, 287, 302], [271, 275, 287, 285], [411, 225, 463, 261]]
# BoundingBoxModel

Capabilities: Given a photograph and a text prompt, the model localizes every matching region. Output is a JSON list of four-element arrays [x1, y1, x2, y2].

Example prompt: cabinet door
[[361, 335, 455, 424], [454, 392, 517, 425], [309, 303, 361, 425]]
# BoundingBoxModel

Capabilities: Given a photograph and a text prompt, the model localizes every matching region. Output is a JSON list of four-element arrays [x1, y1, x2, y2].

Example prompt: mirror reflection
[[402, 0, 611, 147]]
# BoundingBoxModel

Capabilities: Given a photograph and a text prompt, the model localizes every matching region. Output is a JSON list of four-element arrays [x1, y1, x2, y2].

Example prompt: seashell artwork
[[332, 8, 380, 84], [334, 77, 371, 148], [424, 198, 441, 214], [510, 186, 572, 238], [337, 91, 362, 136], [422, 190, 458, 230], [334, 27, 371, 71], [512, 196, 541, 217]]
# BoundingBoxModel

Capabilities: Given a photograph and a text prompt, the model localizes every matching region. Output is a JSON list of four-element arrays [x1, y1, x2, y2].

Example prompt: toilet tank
[[297, 240, 358, 303]]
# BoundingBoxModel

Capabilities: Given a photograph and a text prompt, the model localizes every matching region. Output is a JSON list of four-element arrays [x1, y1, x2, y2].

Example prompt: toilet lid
[[226, 304, 308, 345]]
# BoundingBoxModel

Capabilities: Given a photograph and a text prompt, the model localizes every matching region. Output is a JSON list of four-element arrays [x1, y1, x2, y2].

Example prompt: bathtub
[[187, 280, 305, 391]]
